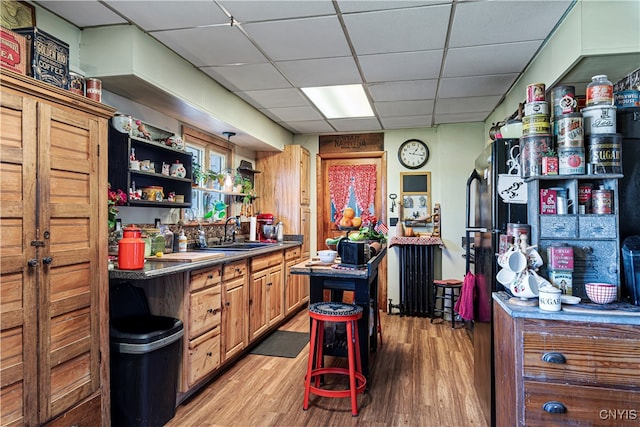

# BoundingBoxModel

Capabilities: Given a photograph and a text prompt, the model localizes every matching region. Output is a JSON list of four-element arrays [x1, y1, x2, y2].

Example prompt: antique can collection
[[520, 134, 552, 177], [558, 146, 585, 175], [555, 113, 583, 147], [578, 183, 594, 214], [522, 114, 551, 135], [526, 83, 546, 103], [13, 27, 69, 89], [85, 77, 102, 102], [614, 90, 640, 108], [586, 74, 614, 106], [587, 133, 622, 174], [550, 85, 577, 118], [592, 187, 613, 214], [547, 244, 574, 271], [68, 71, 85, 96], [1, 27, 27, 75], [582, 104, 617, 135]]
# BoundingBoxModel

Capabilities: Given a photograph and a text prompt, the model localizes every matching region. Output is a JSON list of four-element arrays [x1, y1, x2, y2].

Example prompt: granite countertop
[[493, 291, 640, 325], [291, 247, 386, 279], [109, 241, 301, 280]]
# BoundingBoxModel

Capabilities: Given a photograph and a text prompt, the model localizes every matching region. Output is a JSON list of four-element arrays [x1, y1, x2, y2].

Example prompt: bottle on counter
[[160, 225, 174, 254], [277, 221, 284, 242], [178, 230, 187, 252]]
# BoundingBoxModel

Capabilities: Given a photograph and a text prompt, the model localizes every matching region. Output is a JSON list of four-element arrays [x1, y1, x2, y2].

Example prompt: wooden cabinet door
[[300, 146, 310, 206], [249, 272, 268, 341], [267, 267, 284, 325], [285, 260, 300, 315], [222, 276, 246, 361], [301, 207, 311, 260], [189, 285, 221, 339]]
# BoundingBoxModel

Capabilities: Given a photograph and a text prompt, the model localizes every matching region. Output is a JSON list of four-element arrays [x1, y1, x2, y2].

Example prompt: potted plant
[[192, 161, 206, 187], [206, 169, 225, 189]]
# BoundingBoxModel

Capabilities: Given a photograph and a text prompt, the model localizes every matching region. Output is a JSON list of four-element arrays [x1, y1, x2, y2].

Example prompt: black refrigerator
[[465, 138, 527, 426]]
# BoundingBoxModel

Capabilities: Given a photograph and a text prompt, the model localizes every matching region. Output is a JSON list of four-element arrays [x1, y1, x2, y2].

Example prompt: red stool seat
[[303, 302, 366, 416]]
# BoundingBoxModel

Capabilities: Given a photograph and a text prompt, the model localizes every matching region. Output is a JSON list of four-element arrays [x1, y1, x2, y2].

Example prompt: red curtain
[[328, 165, 352, 222], [352, 165, 376, 222], [328, 164, 377, 223]]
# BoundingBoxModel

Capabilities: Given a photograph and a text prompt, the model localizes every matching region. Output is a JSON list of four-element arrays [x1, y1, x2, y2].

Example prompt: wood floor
[[168, 310, 488, 427]]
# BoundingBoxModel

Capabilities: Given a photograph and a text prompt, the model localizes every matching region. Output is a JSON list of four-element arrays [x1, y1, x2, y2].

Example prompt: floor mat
[[249, 330, 309, 358]]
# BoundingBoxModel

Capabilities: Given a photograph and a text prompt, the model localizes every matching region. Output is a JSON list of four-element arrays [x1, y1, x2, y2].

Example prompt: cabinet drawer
[[189, 285, 221, 338], [539, 215, 578, 238], [251, 252, 283, 271], [524, 380, 640, 426], [523, 331, 640, 388], [285, 246, 301, 261], [187, 327, 221, 387], [190, 266, 222, 292], [222, 260, 246, 281], [224, 275, 245, 292], [579, 215, 617, 238]]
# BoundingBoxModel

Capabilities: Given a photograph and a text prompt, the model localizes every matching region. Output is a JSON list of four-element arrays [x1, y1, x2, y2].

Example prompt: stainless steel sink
[[198, 242, 275, 251]]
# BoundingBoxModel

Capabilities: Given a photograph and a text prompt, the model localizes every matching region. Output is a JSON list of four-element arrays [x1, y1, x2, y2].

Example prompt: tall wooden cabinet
[[0, 70, 115, 426]]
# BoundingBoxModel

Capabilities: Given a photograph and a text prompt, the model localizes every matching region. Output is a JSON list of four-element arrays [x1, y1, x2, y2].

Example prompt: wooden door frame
[[316, 151, 388, 310]]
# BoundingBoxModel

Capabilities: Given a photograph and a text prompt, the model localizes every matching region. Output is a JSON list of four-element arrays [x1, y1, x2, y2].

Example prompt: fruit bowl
[[585, 283, 617, 304]]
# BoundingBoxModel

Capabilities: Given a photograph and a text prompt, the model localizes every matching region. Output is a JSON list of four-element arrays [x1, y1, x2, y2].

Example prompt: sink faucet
[[224, 216, 241, 243]]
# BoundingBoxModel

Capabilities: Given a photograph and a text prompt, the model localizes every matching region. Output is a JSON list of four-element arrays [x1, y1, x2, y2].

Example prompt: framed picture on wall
[[400, 172, 431, 225], [1, 1, 36, 29]]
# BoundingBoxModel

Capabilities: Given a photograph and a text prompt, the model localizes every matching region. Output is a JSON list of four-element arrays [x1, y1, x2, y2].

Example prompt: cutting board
[[147, 251, 226, 262]]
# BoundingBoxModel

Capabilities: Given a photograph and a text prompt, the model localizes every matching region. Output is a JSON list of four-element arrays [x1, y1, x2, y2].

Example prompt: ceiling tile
[[284, 120, 336, 134], [219, 0, 335, 22], [343, 4, 451, 55], [443, 41, 543, 78], [435, 111, 491, 124], [237, 88, 310, 109], [200, 63, 291, 91], [105, 0, 229, 31], [328, 117, 382, 132], [449, 1, 573, 48], [380, 115, 432, 129], [368, 80, 438, 102], [151, 26, 267, 67], [263, 105, 324, 122], [337, 0, 447, 14], [242, 16, 351, 61], [359, 50, 443, 82], [435, 96, 501, 114], [40, 1, 126, 27], [276, 57, 362, 87], [375, 100, 435, 118], [438, 74, 519, 99]]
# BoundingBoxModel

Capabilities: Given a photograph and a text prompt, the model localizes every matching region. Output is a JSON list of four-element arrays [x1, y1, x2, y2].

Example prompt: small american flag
[[374, 221, 389, 235]]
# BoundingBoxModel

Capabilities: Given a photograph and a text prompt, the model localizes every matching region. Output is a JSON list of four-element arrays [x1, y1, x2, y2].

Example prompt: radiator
[[397, 245, 435, 317]]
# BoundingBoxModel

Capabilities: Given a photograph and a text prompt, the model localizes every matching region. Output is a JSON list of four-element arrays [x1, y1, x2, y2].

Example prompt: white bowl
[[585, 283, 617, 304], [317, 250, 337, 264]]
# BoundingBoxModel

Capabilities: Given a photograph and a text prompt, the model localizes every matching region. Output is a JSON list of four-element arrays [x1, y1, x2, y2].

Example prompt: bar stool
[[431, 279, 463, 328], [303, 302, 367, 417]]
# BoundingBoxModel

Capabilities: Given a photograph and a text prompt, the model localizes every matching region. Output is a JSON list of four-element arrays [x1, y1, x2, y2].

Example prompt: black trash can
[[110, 282, 183, 427]]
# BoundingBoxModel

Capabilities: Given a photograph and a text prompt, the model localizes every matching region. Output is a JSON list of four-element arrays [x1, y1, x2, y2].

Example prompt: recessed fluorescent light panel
[[302, 84, 374, 119]]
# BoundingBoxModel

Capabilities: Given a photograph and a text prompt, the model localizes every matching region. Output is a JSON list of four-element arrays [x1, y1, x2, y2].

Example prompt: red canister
[[578, 183, 594, 214], [85, 77, 102, 102], [592, 187, 613, 214], [118, 226, 145, 270], [527, 83, 546, 103]]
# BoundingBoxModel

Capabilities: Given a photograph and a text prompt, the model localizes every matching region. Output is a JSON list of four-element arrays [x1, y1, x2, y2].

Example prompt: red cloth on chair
[[454, 272, 476, 321]]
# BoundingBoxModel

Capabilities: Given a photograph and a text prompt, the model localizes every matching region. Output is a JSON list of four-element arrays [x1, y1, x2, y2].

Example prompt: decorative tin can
[[586, 74, 613, 106], [549, 270, 573, 295], [85, 77, 102, 102], [614, 90, 640, 108], [592, 187, 613, 214], [522, 114, 551, 135], [587, 133, 622, 174], [578, 183, 594, 214], [507, 223, 530, 241], [558, 146, 585, 175], [540, 188, 558, 214], [542, 156, 559, 175], [539, 286, 562, 311], [555, 113, 583, 148], [524, 101, 549, 116], [526, 83, 546, 103], [519, 134, 552, 178], [68, 71, 84, 96], [576, 95, 586, 112], [547, 244, 574, 271], [550, 85, 576, 118], [13, 27, 69, 89], [1, 27, 27, 75], [582, 104, 617, 135]]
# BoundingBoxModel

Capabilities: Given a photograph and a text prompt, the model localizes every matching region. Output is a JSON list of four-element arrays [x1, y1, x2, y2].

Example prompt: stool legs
[[303, 318, 319, 410], [346, 320, 358, 416]]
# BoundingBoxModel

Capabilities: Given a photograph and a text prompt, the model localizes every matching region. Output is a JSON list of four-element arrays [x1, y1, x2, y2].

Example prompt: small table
[[291, 247, 386, 378]]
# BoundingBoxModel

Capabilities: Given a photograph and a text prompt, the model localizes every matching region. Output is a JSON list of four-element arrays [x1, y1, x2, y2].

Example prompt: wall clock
[[398, 139, 429, 169]]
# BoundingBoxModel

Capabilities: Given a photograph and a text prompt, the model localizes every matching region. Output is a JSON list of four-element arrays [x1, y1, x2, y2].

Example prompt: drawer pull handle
[[582, 246, 593, 255], [591, 226, 604, 233], [543, 401, 567, 414], [206, 351, 212, 357], [542, 352, 566, 364], [236, 268, 241, 274], [225, 301, 230, 306], [208, 274, 214, 279], [207, 308, 220, 314], [552, 223, 565, 231]]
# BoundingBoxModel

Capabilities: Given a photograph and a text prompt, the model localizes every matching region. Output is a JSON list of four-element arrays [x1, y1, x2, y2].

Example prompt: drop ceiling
[[36, 0, 577, 136]]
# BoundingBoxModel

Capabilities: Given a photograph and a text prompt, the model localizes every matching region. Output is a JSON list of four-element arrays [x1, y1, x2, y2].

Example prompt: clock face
[[398, 139, 429, 169]]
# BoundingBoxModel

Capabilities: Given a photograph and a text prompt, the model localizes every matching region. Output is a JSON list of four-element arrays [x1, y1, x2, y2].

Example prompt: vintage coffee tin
[[548, 244, 574, 271], [548, 270, 573, 295], [578, 183, 594, 214], [555, 113, 583, 148], [582, 105, 617, 135], [520, 134, 552, 178], [558, 146, 585, 175], [85, 77, 102, 102], [526, 83, 546, 103], [68, 71, 84, 96], [550, 85, 576, 118], [542, 156, 559, 175], [13, 27, 69, 89], [524, 101, 549, 116], [522, 114, 551, 135], [540, 189, 558, 214], [1, 27, 27, 75], [587, 133, 622, 174], [614, 90, 640, 109], [592, 187, 613, 214]]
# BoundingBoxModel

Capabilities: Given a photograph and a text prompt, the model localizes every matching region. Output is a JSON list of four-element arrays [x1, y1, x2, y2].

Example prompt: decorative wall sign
[[319, 133, 384, 154], [400, 171, 431, 223], [1, 1, 35, 29]]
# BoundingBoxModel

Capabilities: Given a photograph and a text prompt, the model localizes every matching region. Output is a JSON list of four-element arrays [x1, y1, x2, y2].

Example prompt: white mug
[[510, 269, 539, 299], [527, 248, 543, 269], [497, 268, 517, 287], [498, 246, 527, 273]]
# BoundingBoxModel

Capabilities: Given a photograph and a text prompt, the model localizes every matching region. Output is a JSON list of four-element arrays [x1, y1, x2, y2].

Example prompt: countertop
[[291, 247, 386, 279], [493, 291, 640, 325], [109, 241, 302, 280]]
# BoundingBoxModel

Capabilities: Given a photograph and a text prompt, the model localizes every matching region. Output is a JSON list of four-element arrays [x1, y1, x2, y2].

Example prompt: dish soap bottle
[[178, 230, 187, 252]]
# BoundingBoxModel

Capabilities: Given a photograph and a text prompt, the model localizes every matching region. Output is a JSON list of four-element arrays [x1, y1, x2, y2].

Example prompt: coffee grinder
[[256, 213, 275, 242]]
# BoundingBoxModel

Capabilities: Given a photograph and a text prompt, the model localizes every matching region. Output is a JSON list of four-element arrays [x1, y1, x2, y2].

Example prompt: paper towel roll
[[249, 217, 257, 241]]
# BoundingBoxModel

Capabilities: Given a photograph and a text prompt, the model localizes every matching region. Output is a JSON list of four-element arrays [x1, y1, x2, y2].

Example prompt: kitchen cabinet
[[108, 121, 192, 208], [526, 174, 622, 298], [494, 299, 640, 427], [221, 260, 248, 362], [284, 246, 308, 315], [249, 252, 284, 341], [186, 266, 222, 388], [0, 70, 115, 426]]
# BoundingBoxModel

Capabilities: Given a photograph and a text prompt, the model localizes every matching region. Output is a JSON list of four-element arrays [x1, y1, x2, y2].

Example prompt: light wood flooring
[[168, 310, 488, 427]]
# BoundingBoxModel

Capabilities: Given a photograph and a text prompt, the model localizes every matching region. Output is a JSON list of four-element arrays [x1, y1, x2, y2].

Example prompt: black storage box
[[110, 283, 183, 427]]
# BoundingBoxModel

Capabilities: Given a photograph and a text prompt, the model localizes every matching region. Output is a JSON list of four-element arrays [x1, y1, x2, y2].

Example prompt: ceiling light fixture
[[223, 131, 236, 143], [301, 84, 374, 119]]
